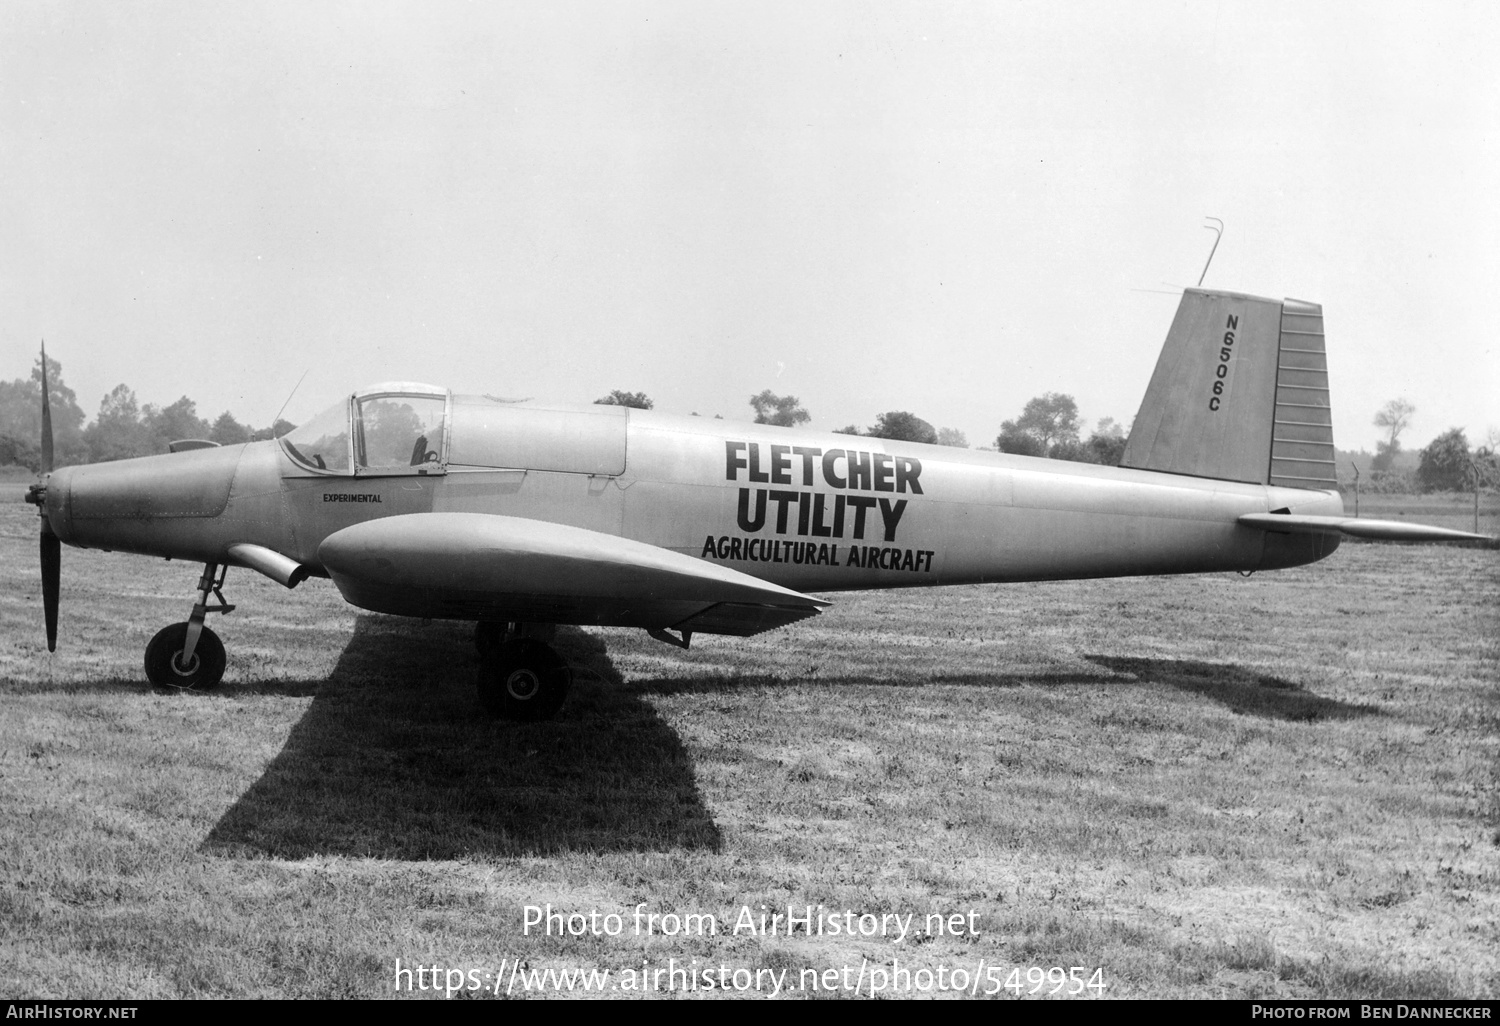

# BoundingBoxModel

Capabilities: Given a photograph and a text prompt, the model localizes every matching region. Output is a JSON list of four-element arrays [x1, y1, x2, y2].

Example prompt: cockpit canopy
[[281, 383, 448, 476], [280, 384, 630, 477]]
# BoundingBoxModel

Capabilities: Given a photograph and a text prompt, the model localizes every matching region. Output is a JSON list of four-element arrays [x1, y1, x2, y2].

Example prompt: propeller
[[29, 342, 59, 651]]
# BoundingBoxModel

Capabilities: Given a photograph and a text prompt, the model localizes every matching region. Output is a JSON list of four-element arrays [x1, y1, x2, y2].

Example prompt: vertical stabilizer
[[1120, 289, 1335, 489]]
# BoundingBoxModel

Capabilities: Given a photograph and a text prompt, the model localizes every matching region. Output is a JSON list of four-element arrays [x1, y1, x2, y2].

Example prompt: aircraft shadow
[[633, 670, 1109, 697], [633, 659, 1379, 723], [201, 617, 722, 859], [1082, 654, 1384, 722]]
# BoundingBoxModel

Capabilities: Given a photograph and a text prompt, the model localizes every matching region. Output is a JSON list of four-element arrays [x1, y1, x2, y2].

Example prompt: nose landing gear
[[144, 562, 235, 691]]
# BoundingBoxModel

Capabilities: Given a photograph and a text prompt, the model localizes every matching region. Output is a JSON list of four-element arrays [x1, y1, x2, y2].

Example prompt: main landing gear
[[144, 562, 234, 691], [473, 622, 572, 721]]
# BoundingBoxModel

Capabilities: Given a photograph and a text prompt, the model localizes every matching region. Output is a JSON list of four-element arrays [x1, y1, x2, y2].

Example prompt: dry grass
[[1, 483, 1496, 999]]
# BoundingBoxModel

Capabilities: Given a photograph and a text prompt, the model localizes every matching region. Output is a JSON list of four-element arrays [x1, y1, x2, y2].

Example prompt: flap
[[672, 602, 824, 637]]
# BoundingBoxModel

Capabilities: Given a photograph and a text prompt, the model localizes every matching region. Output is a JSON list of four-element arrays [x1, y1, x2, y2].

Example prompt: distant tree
[[96, 384, 140, 425], [209, 411, 252, 445], [993, 397, 1127, 464], [1046, 439, 1087, 462], [143, 397, 211, 451], [1475, 438, 1499, 490], [1066, 416, 1127, 465], [1093, 416, 1125, 440], [1417, 428, 1471, 492], [249, 418, 296, 442], [995, 392, 1080, 455], [84, 384, 152, 462], [995, 429, 1046, 457], [866, 411, 937, 444], [1372, 398, 1415, 473], [594, 390, 654, 410], [832, 424, 862, 435], [936, 427, 968, 448], [0, 377, 35, 447], [0, 434, 40, 472], [0, 352, 88, 466], [750, 390, 809, 427], [1082, 431, 1127, 466]]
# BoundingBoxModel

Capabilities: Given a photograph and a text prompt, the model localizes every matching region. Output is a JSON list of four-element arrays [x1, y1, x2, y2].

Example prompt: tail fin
[[1120, 288, 1337, 489]]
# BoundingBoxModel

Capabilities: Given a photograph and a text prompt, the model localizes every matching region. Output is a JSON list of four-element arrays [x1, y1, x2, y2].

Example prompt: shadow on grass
[[1084, 655, 1384, 722], [633, 670, 1112, 697], [201, 615, 721, 859], [625, 653, 1382, 724]]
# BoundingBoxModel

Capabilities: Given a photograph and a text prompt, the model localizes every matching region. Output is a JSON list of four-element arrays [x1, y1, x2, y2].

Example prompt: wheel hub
[[505, 668, 542, 701]]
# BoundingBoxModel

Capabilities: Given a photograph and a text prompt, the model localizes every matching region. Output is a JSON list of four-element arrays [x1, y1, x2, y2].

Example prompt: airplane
[[23, 287, 1491, 720]]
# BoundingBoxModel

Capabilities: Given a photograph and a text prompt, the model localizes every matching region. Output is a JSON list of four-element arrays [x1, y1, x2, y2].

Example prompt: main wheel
[[477, 638, 571, 721], [144, 623, 227, 691]]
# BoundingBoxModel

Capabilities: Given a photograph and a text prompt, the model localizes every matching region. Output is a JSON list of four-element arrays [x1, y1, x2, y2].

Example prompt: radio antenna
[[270, 369, 309, 438], [1197, 217, 1224, 287]]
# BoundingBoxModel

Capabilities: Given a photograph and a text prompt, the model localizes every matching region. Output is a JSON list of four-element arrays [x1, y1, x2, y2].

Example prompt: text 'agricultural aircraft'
[[24, 288, 1491, 718]]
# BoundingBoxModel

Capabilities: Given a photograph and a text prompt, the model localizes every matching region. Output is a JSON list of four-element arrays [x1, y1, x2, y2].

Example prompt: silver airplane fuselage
[[39, 399, 1343, 624]]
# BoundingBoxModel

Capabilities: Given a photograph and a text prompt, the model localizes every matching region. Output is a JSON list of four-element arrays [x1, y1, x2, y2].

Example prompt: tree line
[[601, 387, 1124, 463], [1360, 397, 1497, 492], [602, 387, 1492, 490], [0, 354, 292, 472]]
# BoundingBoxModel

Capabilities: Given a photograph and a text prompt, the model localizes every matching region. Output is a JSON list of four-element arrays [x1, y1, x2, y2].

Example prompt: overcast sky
[[3, 1, 1496, 451]]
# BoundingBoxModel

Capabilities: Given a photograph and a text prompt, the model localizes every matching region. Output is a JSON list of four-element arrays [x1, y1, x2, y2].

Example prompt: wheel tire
[[144, 623, 226, 691], [477, 638, 571, 721]]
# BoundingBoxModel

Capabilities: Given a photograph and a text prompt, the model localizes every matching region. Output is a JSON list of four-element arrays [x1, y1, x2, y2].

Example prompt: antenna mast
[[1197, 217, 1224, 287]]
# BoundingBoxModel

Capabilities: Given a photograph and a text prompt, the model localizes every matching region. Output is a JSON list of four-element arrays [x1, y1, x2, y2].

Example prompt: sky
[[3, 0, 1497, 452]]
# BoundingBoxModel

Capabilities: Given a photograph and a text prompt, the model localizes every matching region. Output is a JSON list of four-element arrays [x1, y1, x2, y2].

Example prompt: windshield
[[281, 400, 351, 472]]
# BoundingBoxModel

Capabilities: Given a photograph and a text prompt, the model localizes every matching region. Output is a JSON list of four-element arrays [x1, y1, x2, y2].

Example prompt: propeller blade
[[41, 520, 59, 652], [40, 341, 54, 474]]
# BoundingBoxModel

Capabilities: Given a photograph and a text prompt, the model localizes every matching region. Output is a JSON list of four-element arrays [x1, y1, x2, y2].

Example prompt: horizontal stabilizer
[[1238, 513, 1491, 543]]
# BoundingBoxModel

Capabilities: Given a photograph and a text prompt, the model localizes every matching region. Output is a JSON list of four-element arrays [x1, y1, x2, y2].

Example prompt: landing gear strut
[[144, 563, 234, 691], [474, 622, 571, 721]]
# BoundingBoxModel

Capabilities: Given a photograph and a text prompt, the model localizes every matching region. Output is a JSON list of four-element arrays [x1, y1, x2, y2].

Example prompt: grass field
[[1, 483, 1496, 999]]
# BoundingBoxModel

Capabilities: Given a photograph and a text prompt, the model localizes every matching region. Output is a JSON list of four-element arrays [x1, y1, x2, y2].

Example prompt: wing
[[1238, 512, 1492, 543], [317, 512, 828, 636]]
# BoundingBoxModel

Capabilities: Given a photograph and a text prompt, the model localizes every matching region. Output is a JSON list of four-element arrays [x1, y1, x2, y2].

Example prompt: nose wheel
[[144, 622, 226, 690], [143, 562, 234, 691]]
